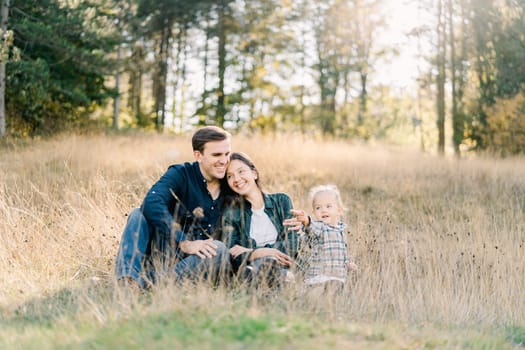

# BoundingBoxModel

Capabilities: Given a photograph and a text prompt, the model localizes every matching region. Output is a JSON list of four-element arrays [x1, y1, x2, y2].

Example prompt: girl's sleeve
[[304, 221, 323, 237]]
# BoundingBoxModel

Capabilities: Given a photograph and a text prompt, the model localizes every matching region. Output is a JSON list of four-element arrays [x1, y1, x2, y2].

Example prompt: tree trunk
[[171, 25, 185, 132], [358, 71, 368, 125], [179, 28, 188, 131], [160, 26, 171, 131], [436, 0, 447, 155], [315, 25, 337, 137], [456, 0, 468, 151], [154, 24, 171, 132], [0, 0, 9, 138], [299, 34, 307, 135], [448, 0, 459, 156], [113, 43, 121, 130], [216, 1, 227, 128], [415, 2, 425, 152], [471, 0, 497, 150], [128, 42, 144, 126], [198, 13, 210, 126]]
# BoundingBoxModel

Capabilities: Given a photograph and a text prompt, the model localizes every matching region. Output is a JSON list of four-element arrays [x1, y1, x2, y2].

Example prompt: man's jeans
[[115, 208, 229, 288]]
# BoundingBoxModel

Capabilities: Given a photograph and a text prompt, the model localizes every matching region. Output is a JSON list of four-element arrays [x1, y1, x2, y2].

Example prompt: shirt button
[[211, 206, 214, 210], [208, 224, 211, 227]]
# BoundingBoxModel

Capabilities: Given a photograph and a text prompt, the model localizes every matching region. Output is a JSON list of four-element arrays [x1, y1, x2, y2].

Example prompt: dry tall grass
[[1, 132, 524, 329]]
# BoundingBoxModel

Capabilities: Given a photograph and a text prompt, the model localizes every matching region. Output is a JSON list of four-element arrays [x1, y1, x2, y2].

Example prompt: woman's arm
[[220, 202, 255, 271], [220, 205, 243, 248], [249, 247, 293, 267], [273, 193, 301, 258]]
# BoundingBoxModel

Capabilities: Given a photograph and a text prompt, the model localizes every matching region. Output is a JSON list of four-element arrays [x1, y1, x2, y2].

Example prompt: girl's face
[[312, 191, 342, 226], [226, 159, 259, 197]]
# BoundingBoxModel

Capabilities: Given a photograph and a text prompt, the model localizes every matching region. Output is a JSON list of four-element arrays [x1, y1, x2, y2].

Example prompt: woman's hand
[[250, 247, 293, 267], [229, 244, 253, 259], [283, 209, 310, 232]]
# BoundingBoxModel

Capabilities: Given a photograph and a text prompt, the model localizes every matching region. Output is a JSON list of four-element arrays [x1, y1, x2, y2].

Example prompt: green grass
[[0, 282, 521, 350], [505, 325, 525, 347]]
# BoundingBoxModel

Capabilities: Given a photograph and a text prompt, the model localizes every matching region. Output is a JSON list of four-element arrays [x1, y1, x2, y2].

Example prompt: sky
[[375, 0, 431, 89]]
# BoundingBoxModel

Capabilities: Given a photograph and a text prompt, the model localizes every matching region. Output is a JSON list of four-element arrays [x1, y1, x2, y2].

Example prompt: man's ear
[[194, 150, 202, 161]]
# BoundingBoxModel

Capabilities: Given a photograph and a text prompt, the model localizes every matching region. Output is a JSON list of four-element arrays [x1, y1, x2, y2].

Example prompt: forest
[[1, 0, 524, 156]]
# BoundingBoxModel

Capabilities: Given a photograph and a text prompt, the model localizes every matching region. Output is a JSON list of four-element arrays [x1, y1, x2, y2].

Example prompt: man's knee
[[128, 208, 146, 225]]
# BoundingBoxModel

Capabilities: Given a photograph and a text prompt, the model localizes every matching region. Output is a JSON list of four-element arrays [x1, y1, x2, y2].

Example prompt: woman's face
[[226, 159, 258, 196]]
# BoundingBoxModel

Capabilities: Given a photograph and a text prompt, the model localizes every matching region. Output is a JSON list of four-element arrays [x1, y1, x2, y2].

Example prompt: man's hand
[[179, 238, 218, 259], [229, 244, 253, 258]]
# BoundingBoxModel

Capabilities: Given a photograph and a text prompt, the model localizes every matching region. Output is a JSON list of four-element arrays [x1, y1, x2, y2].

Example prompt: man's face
[[194, 139, 231, 181]]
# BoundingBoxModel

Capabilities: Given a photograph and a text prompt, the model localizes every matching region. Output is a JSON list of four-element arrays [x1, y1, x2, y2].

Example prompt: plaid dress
[[301, 220, 348, 283]]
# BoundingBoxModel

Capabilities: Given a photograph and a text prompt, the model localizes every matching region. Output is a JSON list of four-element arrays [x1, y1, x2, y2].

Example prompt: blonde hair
[[308, 184, 346, 211]]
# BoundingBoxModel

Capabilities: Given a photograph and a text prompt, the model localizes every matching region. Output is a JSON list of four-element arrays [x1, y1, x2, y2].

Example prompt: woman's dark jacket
[[219, 192, 300, 269]]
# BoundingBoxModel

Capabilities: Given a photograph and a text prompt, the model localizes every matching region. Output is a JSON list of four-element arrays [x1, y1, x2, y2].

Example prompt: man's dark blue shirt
[[141, 161, 224, 244]]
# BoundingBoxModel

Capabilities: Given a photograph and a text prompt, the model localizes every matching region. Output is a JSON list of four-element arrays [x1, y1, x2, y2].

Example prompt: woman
[[220, 152, 300, 287]]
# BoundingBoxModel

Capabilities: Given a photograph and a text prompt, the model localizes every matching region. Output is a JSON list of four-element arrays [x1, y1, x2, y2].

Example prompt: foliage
[[2, 0, 525, 155], [7, 0, 117, 136], [462, 0, 525, 154], [481, 92, 525, 156], [493, 5, 525, 98]]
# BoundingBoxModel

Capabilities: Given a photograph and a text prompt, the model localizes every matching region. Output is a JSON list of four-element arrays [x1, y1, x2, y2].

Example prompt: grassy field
[[1, 132, 524, 349]]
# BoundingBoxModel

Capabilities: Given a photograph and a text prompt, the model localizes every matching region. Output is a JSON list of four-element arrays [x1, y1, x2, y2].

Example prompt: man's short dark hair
[[192, 126, 231, 153]]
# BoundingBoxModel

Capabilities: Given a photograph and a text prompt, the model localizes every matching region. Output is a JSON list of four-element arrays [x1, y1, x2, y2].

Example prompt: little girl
[[289, 184, 357, 291]]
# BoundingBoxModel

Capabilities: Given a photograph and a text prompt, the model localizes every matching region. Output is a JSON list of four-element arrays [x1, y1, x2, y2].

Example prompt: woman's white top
[[249, 206, 278, 247]]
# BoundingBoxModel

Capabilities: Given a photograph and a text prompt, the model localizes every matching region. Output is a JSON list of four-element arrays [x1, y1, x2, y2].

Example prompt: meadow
[[0, 132, 524, 349]]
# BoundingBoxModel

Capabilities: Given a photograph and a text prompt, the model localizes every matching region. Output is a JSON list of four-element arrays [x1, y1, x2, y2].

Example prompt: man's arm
[[141, 165, 186, 242]]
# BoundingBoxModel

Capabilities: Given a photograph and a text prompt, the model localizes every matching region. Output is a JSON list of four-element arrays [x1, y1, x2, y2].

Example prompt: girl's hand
[[229, 245, 253, 259], [347, 262, 358, 272], [250, 247, 293, 267]]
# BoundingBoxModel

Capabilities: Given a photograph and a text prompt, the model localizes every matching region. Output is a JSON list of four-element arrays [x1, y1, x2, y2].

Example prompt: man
[[115, 126, 232, 289]]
